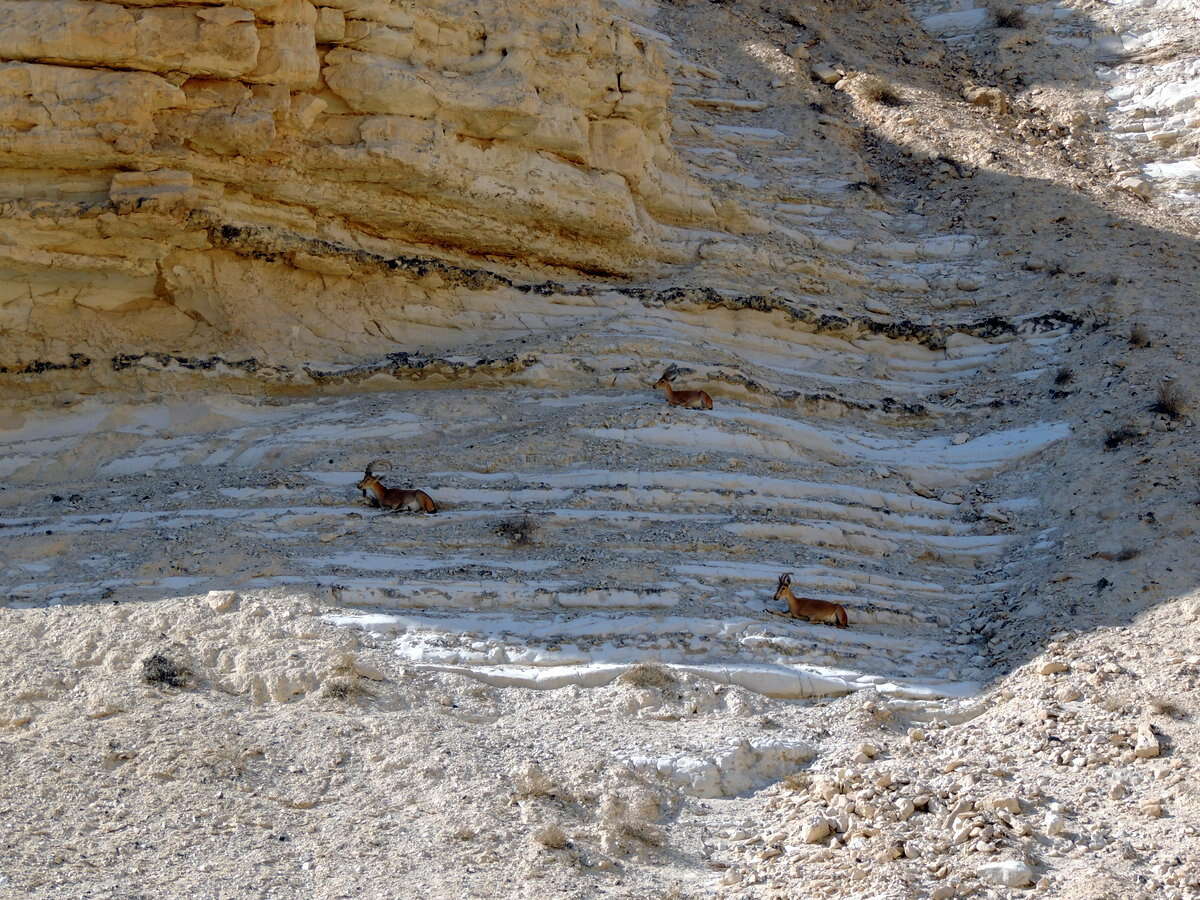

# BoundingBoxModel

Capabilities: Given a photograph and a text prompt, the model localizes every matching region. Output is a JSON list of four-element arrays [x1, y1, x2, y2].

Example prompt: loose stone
[[1134, 722, 1160, 759], [978, 859, 1035, 888]]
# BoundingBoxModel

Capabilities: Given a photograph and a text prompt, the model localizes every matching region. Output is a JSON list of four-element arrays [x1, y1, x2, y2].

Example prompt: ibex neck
[[363, 480, 387, 501]]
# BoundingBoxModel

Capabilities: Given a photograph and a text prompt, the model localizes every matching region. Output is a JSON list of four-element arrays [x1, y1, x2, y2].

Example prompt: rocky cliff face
[[0, 0, 726, 377], [2, 0, 1196, 394], [1, 2, 1198, 897]]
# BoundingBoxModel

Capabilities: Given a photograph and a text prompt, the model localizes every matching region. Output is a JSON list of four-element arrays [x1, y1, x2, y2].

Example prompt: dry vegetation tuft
[[1151, 381, 1188, 420], [619, 820, 666, 847], [618, 663, 677, 688], [1129, 323, 1151, 348], [992, 7, 1026, 29], [323, 676, 373, 702], [1100, 694, 1128, 714], [853, 74, 905, 107], [1104, 425, 1139, 450], [494, 514, 539, 546], [533, 823, 569, 849], [1054, 367, 1074, 386], [1148, 696, 1184, 719]]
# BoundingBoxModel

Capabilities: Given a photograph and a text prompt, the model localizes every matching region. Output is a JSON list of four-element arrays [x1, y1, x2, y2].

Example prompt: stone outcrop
[[0, 0, 719, 375]]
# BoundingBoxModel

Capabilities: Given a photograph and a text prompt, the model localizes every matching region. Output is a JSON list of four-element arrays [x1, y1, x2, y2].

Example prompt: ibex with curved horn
[[654, 370, 713, 410], [772, 573, 848, 627], [356, 459, 438, 514]]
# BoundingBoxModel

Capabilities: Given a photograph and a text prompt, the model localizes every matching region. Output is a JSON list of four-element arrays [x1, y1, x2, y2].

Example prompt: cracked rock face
[[2, 1, 1199, 898], [0, 0, 720, 373]]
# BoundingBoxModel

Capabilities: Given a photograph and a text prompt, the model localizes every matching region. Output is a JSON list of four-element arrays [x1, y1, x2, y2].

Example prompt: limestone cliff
[[0, 0, 721, 377]]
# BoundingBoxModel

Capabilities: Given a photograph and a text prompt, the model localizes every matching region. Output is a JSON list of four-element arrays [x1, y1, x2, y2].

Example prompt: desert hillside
[[1, 0, 1198, 897]]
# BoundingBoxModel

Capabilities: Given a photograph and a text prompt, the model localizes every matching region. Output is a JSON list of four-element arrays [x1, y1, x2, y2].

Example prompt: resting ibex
[[654, 371, 713, 410], [356, 459, 438, 514], [772, 573, 848, 627]]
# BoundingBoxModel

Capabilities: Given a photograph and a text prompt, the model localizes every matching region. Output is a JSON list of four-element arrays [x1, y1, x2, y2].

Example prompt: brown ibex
[[772, 573, 848, 627], [654, 371, 713, 410], [356, 459, 438, 514]]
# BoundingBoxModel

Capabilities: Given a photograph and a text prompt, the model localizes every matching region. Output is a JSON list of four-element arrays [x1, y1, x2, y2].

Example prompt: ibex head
[[774, 573, 792, 601], [357, 458, 393, 491], [654, 363, 689, 388]]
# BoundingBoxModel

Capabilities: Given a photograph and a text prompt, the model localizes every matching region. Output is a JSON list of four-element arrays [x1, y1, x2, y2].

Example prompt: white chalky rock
[[979, 859, 1034, 888], [352, 660, 386, 681], [85, 694, 125, 719], [619, 740, 814, 798], [877, 841, 902, 861], [1134, 722, 1160, 759], [802, 817, 831, 844], [206, 590, 238, 612], [1044, 813, 1066, 836], [854, 799, 877, 819], [1039, 660, 1069, 675], [985, 796, 1020, 815], [812, 64, 841, 84], [1117, 176, 1152, 199], [814, 778, 840, 802], [511, 762, 556, 796]]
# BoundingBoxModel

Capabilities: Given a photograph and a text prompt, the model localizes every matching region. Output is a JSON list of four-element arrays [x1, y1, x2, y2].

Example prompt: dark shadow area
[[659, 0, 1200, 681]]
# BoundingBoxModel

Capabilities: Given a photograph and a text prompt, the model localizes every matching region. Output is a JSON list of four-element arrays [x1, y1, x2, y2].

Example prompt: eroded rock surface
[[1, 1, 1199, 898]]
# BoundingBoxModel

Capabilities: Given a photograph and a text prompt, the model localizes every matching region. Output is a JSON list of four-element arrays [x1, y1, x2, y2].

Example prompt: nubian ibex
[[356, 459, 438, 514], [654, 371, 713, 410], [772, 573, 849, 627]]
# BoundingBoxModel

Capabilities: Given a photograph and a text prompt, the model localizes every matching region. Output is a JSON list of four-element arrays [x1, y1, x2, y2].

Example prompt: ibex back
[[356, 459, 438, 514]]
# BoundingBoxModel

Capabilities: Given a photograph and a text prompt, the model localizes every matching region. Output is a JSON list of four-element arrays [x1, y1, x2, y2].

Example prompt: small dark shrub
[[993, 8, 1025, 29], [1151, 382, 1188, 419], [855, 74, 905, 107], [1054, 367, 1074, 386], [495, 515, 538, 546], [323, 677, 372, 701], [142, 652, 190, 688], [1129, 323, 1151, 348], [1104, 426, 1138, 450], [1148, 696, 1184, 719]]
